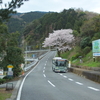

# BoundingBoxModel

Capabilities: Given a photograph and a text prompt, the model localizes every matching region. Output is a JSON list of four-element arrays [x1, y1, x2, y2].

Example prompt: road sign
[[0, 69, 3, 75], [7, 65, 14, 68], [32, 54, 36, 58], [92, 39, 100, 53], [92, 39, 100, 56], [93, 53, 100, 56], [7, 71, 13, 76]]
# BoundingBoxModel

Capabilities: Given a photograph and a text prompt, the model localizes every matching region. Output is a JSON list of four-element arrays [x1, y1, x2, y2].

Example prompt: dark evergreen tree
[[0, 0, 28, 23]]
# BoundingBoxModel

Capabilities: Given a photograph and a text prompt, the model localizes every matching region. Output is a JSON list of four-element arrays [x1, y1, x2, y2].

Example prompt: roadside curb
[[70, 67, 100, 83]]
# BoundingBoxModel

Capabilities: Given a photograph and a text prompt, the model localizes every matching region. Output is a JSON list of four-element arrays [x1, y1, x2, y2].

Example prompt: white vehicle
[[52, 57, 69, 72]]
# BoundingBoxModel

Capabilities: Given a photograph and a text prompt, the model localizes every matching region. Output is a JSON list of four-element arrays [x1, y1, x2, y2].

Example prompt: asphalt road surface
[[18, 51, 100, 100]]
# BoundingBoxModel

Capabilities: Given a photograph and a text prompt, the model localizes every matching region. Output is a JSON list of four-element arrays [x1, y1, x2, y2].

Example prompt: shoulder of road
[[70, 67, 100, 84]]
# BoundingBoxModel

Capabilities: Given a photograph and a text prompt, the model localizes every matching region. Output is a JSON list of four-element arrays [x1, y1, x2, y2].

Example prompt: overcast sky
[[2, 0, 100, 13]]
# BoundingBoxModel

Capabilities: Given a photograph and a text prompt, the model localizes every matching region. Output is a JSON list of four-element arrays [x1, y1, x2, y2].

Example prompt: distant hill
[[7, 11, 48, 33]]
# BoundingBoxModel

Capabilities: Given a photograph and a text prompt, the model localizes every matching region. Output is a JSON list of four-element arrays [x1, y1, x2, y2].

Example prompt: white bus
[[52, 57, 69, 72]]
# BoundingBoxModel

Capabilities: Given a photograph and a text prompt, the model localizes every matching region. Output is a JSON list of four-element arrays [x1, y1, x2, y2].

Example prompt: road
[[18, 51, 100, 100]]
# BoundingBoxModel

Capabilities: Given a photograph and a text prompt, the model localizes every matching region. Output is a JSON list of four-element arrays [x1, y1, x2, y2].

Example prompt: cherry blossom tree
[[43, 29, 75, 53]]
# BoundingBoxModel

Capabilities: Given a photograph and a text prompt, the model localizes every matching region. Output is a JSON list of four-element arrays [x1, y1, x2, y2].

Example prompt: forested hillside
[[23, 8, 100, 51], [7, 11, 48, 33]]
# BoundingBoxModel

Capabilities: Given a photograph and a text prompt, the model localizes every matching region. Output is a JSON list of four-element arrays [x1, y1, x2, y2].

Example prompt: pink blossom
[[43, 29, 75, 51]]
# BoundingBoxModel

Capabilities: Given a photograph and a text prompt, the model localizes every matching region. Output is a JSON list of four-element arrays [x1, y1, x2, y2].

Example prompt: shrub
[[0, 79, 6, 84], [71, 53, 80, 61], [83, 46, 91, 55], [96, 57, 100, 62], [3, 76, 13, 81], [80, 37, 91, 49]]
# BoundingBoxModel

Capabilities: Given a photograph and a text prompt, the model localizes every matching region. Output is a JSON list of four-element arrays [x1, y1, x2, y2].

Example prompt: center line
[[76, 82, 83, 85], [63, 76, 67, 78], [43, 70, 45, 73], [88, 87, 100, 91], [48, 80, 55, 87], [43, 74, 46, 77], [68, 78, 73, 81]]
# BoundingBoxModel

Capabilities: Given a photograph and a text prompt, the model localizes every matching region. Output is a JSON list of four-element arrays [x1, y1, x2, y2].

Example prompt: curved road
[[18, 51, 100, 100]]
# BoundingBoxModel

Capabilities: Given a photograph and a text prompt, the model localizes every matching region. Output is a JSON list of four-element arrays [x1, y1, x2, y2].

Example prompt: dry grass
[[0, 77, 20, 100], [0, 88, 12, 100]]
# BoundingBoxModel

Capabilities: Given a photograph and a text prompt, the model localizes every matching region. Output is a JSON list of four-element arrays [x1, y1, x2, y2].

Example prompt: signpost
[[7, 65, 14, 77]]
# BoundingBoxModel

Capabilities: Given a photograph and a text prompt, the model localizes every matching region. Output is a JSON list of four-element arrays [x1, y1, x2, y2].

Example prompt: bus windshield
[[55, 60, 66, 67]]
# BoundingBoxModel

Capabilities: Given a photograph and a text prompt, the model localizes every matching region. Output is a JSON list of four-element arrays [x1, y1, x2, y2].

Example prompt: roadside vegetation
[[0, 0, 27, 79], [60, 46, 100, 68], [0, 88, 12, 100]]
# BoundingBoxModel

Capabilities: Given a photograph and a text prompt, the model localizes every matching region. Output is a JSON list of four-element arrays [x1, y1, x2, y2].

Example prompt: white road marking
[[43, 70, 45, 73], [44, 67, 45, 69], [88, 87, 100, 91], [16, 61, 40, 100], [76, 82, 83, 85], [45, 63, 46, 66], [68, 78, 74, 81], [48, 80, 55, 87], [57, 70, 100, 92], [43, 74, 46, 77], [63, 76, 67, 78]]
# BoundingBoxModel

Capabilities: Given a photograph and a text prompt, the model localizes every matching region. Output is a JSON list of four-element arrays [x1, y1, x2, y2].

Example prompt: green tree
[[0, 0, 28, 23], [0, 0, 28, 76], [80, 37, 91, 49], [92, 32, 100, 41], [0, 23, 8, 34], [0, 23, 8, 53], [93, 15, 100, 32], [56, 17, 63, 29], [0, 30, 24, 77], [80, 19, 96, 38], [2, 46, 24, 77], [80, 15, 100, 41], [7, 31, 20, 47]]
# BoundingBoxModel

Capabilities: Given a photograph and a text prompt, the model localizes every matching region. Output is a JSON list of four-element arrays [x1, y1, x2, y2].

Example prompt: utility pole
[[25, 43, 27, 67]]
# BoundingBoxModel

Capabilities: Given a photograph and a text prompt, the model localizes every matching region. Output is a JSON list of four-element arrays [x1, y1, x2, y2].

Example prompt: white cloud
[[1, 0, 100, 13]]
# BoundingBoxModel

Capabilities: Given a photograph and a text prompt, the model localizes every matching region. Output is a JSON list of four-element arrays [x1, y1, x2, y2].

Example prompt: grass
[[60, 46, 100, 68], [0, 88, 12, 100], [81, 62, 100, 67], [0, 77, 20, 100]]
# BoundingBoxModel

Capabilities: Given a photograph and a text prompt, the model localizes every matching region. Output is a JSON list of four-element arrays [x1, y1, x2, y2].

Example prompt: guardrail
[[24, 51, 50, 71], [24, 49, 50, 53], [24, 59, 38, 71]]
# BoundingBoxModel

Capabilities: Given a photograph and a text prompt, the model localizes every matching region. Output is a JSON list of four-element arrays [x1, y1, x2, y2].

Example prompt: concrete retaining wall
[[70, 67, 100, 83]]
